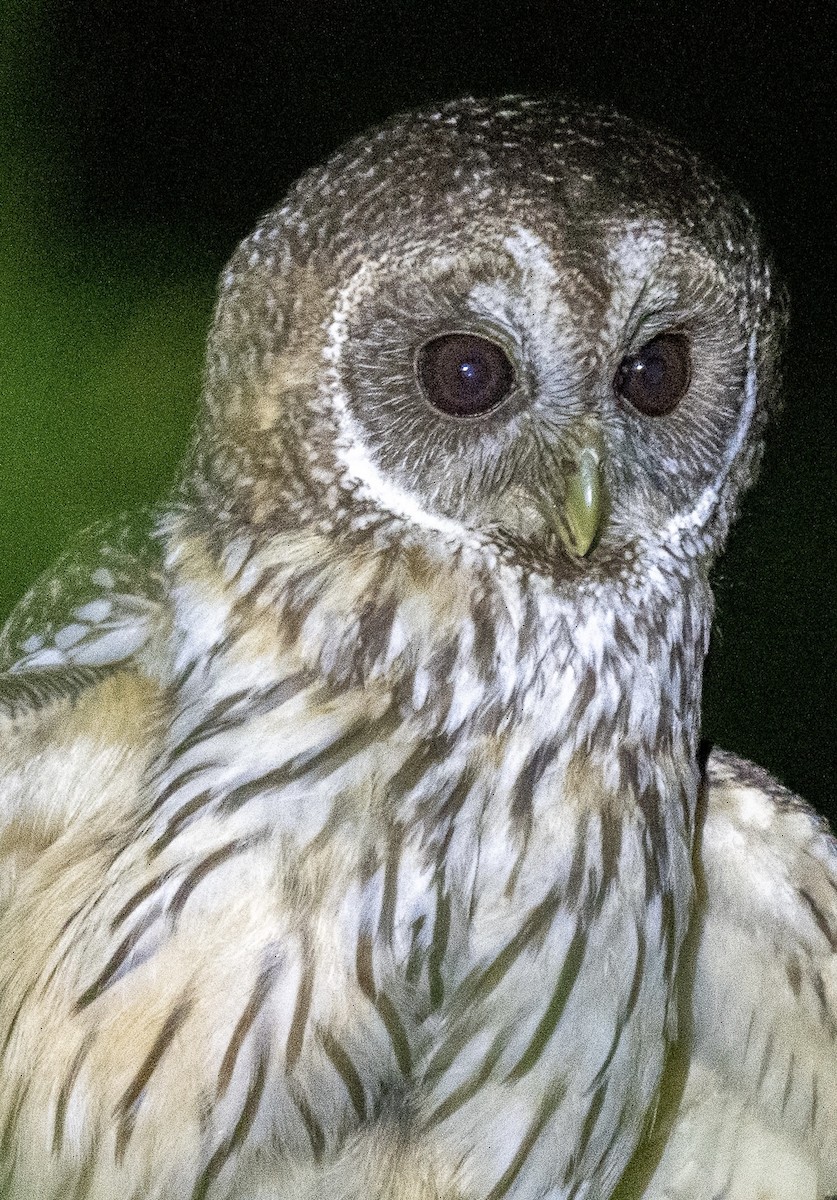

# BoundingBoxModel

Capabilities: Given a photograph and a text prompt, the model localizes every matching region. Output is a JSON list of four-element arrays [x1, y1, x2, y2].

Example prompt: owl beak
[[560, 432, 605, 558]]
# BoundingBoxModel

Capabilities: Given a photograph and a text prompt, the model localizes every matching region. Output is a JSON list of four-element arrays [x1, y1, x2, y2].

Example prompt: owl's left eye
[[614, 333, 692, 417], [415, 333, 516, 417]]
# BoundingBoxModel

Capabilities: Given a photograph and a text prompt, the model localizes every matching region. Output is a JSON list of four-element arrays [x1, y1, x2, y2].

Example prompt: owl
[[0, 96, 835, 1200]]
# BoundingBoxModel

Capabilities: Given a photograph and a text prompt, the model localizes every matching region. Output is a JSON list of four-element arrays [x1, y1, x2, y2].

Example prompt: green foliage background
[[1, 3, 834, 819], [1, 4, 210, 589]]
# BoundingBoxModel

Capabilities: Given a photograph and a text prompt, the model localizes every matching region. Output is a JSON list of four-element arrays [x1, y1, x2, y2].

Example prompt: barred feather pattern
[[0, 505, 708, 1200]]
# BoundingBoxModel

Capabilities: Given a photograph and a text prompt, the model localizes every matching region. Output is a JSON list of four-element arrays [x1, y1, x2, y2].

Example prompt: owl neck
[[157, 515, 711, 843]]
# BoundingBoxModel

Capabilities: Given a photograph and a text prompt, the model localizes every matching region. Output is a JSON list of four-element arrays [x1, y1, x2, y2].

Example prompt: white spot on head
[[602, 221, 669, 324], [502, 225, 560, 286]]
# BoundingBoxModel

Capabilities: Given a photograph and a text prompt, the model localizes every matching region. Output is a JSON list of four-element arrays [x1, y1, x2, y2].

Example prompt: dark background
[[1, 1, 835, 820]]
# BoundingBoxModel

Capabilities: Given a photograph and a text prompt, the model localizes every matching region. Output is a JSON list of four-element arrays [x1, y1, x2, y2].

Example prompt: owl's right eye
[[415, 333, 516, 418]]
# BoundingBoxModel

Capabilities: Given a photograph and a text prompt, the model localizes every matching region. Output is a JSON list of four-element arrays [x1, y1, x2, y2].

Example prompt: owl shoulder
[[697, 747, 837, 979], [616, 748, 837, 1199]]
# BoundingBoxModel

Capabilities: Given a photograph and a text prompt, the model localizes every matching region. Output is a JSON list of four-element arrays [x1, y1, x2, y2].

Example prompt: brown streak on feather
[[216, 704, 399, 817], [813, 971, 837, 1039], [289, 1079, 325, 1162], [590, 931, 647, 1088], [426, 1034, 506, 1129], [571, 1078, 607, 1169], [461, 885, 564, 1009], [0, 993, 26, 1063], [743, 1011, 756, 1057], [355, 931, 411, 1076], [484, 1087, 567, 1200], [437, 768, 474, 830], [428, 880, 450, 1012], [114, 997, 192, 1163], [217, 963, 279, 1098], [510, 742, 554, 832], [781, 1053, 796, 1115], [785, 955, 802, 997], [191, 1046, 269, 1200], [110, 871, 176, 931], [318, 1027, 366, 1121], [356, 932, 377, 1001], [75, 906, 161, 1012], [375, 990, 412, 1077], [166, 693, 255, 764], [471, 590, 498, 679], [389, 738, 449, 807], [170, 834, 266, 919], [404, 914, 426, 986], [503, 837, 529, 900], [146, 763, 214, 818], [799, 888, 837, 948], [379, 824, 402, 947], [285, 962, 314, 1074], [35, 896, 99, 997], [505, 922, 587, 1082], [598, 809, 626, 891], [168, 674, 312, 769], [426, 886, 564, 1086], [564, 814, 591, 906], [503, 747, 555, 897], [149, 789, 215, 857], [755, 1029, 776, 1092]]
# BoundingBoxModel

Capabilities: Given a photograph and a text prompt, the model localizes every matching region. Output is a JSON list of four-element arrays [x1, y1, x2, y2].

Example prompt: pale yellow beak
[[560, 430, 606, 558]]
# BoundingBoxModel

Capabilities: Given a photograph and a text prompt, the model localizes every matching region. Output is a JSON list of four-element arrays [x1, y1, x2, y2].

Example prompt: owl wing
[[616, 748, 837, 1200], [0, 509, 167, 694], [0, 512, 168, 899]]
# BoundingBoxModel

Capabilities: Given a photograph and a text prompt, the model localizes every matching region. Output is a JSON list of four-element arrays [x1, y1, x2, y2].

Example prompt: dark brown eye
[[416, 333, 515, 417], [614, 332, 691, 416]]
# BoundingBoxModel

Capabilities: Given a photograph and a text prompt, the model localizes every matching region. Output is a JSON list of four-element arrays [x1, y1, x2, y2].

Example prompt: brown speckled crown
[[193, 95, 785, 566]]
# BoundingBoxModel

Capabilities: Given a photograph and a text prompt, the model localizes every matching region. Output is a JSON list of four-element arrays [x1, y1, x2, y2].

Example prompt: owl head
[[189, 96, 785, 590]]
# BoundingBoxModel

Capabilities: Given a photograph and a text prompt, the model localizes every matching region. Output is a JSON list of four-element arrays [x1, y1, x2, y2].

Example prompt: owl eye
[[614, 333, 691, 416], [416, 333, 516, 417]]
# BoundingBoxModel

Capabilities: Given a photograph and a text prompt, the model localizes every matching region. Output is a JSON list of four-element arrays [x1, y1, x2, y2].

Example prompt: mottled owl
[[0, 96, 835, 1200]]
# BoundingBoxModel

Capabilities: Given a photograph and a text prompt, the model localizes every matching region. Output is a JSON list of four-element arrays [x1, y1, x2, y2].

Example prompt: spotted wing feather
[[0, 510, 167, 694]]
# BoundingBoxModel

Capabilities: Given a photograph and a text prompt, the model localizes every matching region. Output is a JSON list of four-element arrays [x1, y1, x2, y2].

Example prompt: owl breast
[[0, 533, 702, 1200]]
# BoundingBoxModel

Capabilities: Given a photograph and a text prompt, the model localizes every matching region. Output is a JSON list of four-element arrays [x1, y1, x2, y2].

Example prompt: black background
[[2, 0, 835, 818]]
